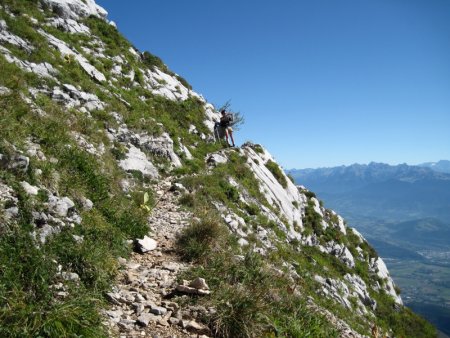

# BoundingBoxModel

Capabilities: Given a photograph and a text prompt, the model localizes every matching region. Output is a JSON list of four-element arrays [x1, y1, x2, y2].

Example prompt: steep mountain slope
[[0, 1, 435, 337]]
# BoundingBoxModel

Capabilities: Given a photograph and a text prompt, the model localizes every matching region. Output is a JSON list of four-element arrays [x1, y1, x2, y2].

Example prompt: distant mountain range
[[287, 161, 450, 223], [418, 160, 450, 174]]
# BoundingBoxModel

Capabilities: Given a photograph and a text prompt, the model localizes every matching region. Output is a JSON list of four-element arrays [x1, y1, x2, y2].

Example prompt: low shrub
[[176, 212, 229, 262], [265, 160, 287, 188]]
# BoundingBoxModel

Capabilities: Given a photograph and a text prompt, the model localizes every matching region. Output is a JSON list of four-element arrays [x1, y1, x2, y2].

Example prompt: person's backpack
[[227, 113, 234, 125]]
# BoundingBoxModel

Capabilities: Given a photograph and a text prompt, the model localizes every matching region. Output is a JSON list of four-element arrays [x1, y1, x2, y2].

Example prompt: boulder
[[137, 312, 157, 327], [20, 181, 39, 195], [119, 145, 159, 179], [206, 153, 228, 166], [48, 195, 75, 217]]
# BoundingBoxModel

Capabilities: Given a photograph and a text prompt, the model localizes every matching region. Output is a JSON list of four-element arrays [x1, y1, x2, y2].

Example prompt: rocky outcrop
[[39, 29, 107, 82], [40, 0, 108, 20], [118, 145, 159, 179]]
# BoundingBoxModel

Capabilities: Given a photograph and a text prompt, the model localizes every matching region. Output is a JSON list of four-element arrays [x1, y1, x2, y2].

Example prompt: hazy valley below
[[288, 161, 450, 335]]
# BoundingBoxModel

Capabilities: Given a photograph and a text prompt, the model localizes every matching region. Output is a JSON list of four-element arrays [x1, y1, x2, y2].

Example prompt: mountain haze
[[288, 162, 450, 222]]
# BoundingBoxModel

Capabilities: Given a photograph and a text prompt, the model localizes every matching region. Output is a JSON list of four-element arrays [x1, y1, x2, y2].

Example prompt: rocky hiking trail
[[101, 175, 367, 338], [103, 177, 211, 338]]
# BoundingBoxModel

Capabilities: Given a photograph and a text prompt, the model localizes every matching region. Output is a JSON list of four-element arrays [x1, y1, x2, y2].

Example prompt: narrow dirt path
[[103, 177, 210, 338]]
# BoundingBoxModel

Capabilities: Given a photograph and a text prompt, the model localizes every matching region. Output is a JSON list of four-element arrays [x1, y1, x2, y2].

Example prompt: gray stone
[[139, 133, 181, 167], [206, 153, 227, 166], [8, 154, 29, 172], [169, 317, 180, 325], [118, 318, 135, 331], [170, 182, 187, 193], [46, 17, 90, 34], [20, 181, 39, 195], [186, 320, 207, 333], [72, 235, 84, 243], [0, 86, 11, 95], [150, 306, 167, 316], [133, 303, 145, 316], [5, 207, 19, 219], [106, 292, 121, 305], [119, 145, 159, 179], [48, 195, 75, 217], [32, 211, 48, 227], [104, 309, 123, 323], [61, 271, 80, 281], [81, 197, 93, 210], [176, 284, 210, 296], [137, 312, 157, 326]]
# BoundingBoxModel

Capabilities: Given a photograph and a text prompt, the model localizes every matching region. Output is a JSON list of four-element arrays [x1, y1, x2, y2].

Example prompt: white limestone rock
[[71, 131, 104, 156], [324, 241, 355, 268], [39, 30, 106, 82], [0, 46, 58, 80], [0, 86, 11, 95], [370, 257, 403, 305], [0, 20, 34, 52], [40, 0, 107, 20], [135, 236, 157, 253], [25, 138, 47, 161], [206, 152, 228, 166], [189, 277, 209, 290], [242, 143, 305, 229], [46, 17, 90, 34], [48, 195, 75, 217], [139, 133, 181, 167], [20, 181, 39, 195], [178, 140, 193, 160], [142, 67, 190, 101], [311, 197, 323, 217], [119, 145, 159, 178]]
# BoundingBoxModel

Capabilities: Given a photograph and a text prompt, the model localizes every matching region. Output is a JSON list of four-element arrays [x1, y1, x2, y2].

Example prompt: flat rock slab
[[135, 236, 157, 253]]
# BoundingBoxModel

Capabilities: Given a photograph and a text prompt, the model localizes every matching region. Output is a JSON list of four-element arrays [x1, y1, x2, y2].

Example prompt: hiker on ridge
[[219, 109, 235, 147]]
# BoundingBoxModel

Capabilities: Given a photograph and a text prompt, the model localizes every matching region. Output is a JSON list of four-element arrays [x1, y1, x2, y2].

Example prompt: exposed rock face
[[0, 20, 34, 52], [139, 133, 182, 168], [46, 17, 91, 34], [370, 257, 403, 305], [119, 145, 159, 179], [40, 0, 108, 20], [0, 46, 58, 79], [39, 29, 107, 82], [242, 143, 305, 229]]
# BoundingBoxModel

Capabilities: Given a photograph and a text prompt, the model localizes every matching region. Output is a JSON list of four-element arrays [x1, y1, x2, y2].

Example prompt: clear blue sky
[[97, 0, 450, 169]]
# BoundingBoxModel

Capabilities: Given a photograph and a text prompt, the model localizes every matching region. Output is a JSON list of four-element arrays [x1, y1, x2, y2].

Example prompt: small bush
[[176, 213, 229, 261], [219, 180, 239, 202], [303, 190, 316, 199], [244, 202, 260, 216], [211, 284, 268, 338], [265, 160, 287, 189], [178, 193, 195, 208]]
